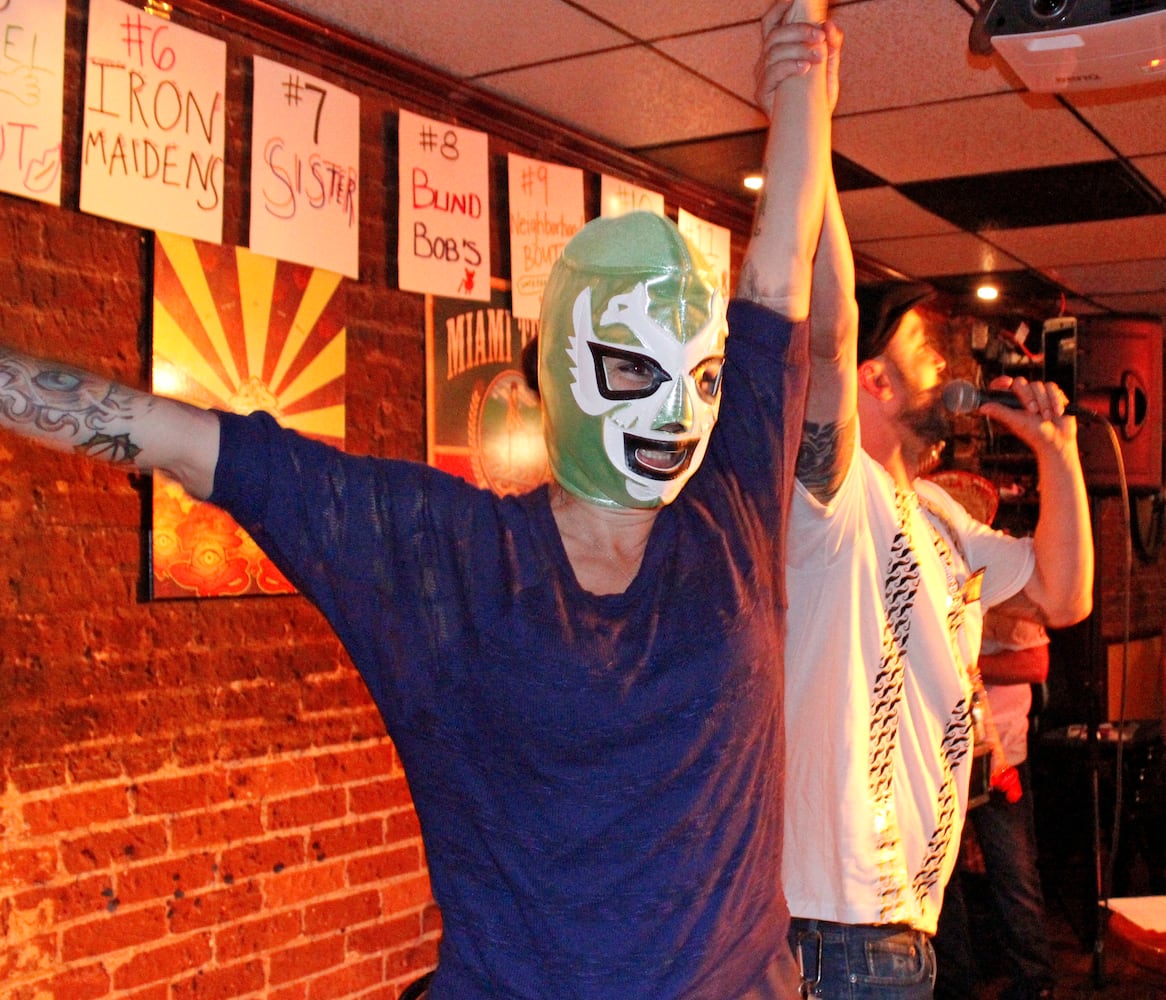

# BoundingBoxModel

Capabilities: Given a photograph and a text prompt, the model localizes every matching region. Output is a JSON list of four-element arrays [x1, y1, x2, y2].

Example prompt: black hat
[[855, 281, 935, 364]]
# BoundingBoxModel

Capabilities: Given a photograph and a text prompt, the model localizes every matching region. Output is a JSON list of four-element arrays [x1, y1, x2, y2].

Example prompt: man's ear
[[858, 358, 894, 402]]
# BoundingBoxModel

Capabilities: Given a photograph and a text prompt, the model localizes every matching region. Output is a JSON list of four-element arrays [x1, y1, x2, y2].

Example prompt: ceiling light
[[743, 174, 764, 192], [976, 284, 999, 302]]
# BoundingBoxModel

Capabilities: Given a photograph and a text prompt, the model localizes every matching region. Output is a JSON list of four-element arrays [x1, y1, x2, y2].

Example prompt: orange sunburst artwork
[[151, 231, 346, 599]]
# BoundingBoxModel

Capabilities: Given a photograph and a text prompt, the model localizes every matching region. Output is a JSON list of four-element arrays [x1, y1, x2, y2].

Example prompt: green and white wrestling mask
[[538, 212, 727, 509]]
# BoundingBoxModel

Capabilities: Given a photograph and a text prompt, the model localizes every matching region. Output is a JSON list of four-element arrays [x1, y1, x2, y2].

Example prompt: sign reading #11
[[397, 109, 490, 303], [81, 0, 225, 244], [250, 56, 360, 279]]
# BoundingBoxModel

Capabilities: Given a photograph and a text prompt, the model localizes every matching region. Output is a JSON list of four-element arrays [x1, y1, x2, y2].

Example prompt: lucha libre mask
[[538, 212, 727, 509]]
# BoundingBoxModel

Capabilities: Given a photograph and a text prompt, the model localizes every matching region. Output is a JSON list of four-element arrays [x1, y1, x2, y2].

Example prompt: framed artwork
[[150, 231, 346, 598], [425, 279, 547, 495]]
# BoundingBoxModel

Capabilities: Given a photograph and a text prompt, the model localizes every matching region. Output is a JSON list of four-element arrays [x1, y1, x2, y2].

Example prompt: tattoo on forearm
[[796, 414, 856, 502], [0, 350, 145, 466]]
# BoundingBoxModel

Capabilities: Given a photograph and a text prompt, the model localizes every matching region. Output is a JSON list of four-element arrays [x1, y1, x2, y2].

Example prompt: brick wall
[[0, 3, 750, 998]]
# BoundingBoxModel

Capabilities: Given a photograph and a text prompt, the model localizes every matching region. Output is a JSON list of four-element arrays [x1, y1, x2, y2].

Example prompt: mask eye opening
[[587, 342, 671, 401]]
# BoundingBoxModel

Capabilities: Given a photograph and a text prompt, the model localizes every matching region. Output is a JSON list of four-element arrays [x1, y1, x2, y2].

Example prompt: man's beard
[[900, 388, 953, 452]]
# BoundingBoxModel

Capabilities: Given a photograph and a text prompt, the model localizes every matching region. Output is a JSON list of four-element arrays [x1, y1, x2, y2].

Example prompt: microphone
[[941, 379, 1094, 420]]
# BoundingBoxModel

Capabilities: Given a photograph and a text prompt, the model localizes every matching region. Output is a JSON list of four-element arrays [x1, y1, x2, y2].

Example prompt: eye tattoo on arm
[[796, 413, 855, 503]]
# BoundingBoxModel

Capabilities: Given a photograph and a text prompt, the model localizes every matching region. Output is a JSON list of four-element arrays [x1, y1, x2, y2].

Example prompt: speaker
[[1043, 315, 1163, 491]]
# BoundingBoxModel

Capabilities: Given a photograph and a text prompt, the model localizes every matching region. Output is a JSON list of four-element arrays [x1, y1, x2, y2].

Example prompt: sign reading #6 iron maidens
[[426, 281, 549, 496]]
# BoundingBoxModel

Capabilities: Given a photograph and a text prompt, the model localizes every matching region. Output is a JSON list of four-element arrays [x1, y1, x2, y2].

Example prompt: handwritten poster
[[398, 109, 490, 302], [0, 0, 66, 206], [426, 281, 547, 495], [250, 56, 359, 278], [678, 208, 732, 300], [600, 174, 664, 219], [81, 0, 226, 243], [507, 153, 585, 321]]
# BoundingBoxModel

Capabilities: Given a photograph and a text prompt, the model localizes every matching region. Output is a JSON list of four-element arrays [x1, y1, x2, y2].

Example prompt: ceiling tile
[[653, 23, 763, 105], [1045, 259, 1166, 296], [1090, 291, 1166, 314], [275, 0, 628, 77], [839, 187, 958, 243], [832, 0, 1020, 117], [1133, 154, 1166, 197], [833, 93, 1114, 184], [855, 232, 1025, 279], [479, 48, 765, 147], [568, 0, 770, 38], [1069, 81, 1166, 158], [899, 161, 1162, 231], [990, 216, 1166, 268], [637, 132, 767, 198]]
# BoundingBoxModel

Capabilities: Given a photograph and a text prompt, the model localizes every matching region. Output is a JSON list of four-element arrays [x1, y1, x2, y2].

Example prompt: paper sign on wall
[[507, 154, 585, 321], [600, 174, 664, 219], [250, 57, 360, 278], [0, 0, 66, 206], [678, 208, 732, 301], [397, 109, 490, 302], [81, 0, 226, 243]]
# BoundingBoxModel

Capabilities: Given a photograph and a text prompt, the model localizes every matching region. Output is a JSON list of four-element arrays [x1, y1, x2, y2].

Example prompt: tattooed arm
[[795, 26, 859, 505], [0, 345, 221, 499]]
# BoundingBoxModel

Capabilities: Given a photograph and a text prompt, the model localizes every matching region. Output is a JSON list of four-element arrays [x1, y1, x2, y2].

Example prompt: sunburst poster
[[151, 231, 346, 598]]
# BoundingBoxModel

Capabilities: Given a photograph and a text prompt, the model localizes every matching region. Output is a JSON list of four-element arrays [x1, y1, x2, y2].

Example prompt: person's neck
[[549, 483, 658, 596]]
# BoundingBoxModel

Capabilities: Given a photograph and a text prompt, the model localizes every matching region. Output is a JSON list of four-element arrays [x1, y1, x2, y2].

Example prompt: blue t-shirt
[[210, 300, 807, 1000]]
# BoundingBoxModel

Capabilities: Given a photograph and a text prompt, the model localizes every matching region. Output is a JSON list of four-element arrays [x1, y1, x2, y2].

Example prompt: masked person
[[0, 3, 838, 996], [781, 244, 1093, 993]]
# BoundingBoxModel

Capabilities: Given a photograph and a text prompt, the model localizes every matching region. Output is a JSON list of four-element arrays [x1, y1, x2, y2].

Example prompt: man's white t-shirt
[[784, 444, 1034, 935]]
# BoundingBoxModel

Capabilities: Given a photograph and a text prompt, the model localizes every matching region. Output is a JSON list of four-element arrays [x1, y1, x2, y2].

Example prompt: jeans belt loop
[[795, 924, 823, 999]]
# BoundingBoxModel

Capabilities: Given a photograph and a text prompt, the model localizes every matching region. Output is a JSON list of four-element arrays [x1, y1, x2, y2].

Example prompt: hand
[[755, 3, 841, 114], [979, 375, 1078, 455]]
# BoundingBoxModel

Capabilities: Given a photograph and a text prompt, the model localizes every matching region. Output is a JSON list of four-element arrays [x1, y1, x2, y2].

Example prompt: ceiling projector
[[970, 0, 1166, 91]]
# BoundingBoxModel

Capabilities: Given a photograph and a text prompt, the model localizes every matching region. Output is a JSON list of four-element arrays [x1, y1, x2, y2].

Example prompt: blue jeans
[[933, 762, 1055, 1000], [788, 918, 937, 999]]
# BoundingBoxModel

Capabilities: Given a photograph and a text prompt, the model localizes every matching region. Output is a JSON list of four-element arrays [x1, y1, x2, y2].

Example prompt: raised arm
[[0, 344, 221, 499], [981, 378, 1094, 627], [737, 0, 831, 320]]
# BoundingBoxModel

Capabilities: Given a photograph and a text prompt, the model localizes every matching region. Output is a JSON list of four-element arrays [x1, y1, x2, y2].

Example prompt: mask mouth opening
[[623, 432, 698, 481]]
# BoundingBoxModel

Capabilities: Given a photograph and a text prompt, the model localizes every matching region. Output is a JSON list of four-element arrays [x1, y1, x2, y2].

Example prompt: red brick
[[13, 873, 112, 924], [171, 959, 267, 1000], [309, 818, 384, 862], [23, 785, 130, 835], [228, 757, 317, 801], [117, 852, 217, 905], [11, 962, 111, 1000], [220, 835, 305, 882], [62, 903, 167, 961], [306, 955, 383, 999], [171, 803, 264, 850], [349, 776, 413, 815], [0, 846, 58, 887], [263, 859, 347, 910], [348, 913, 421, 955], [379, 875, 434, 916], [304, 890, 381, 936], [384, 809, 421, 844], [214, 910, 302, 962], [168, 880, 264, 932], [59, 820, 168, 873], [134, 771, 231, 816], [314, 744, 396, 786], [112, 932, 213, 989], [269, 787, 347, 830], [269, 934, 345, 985], [347, 846, 422, 887]]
